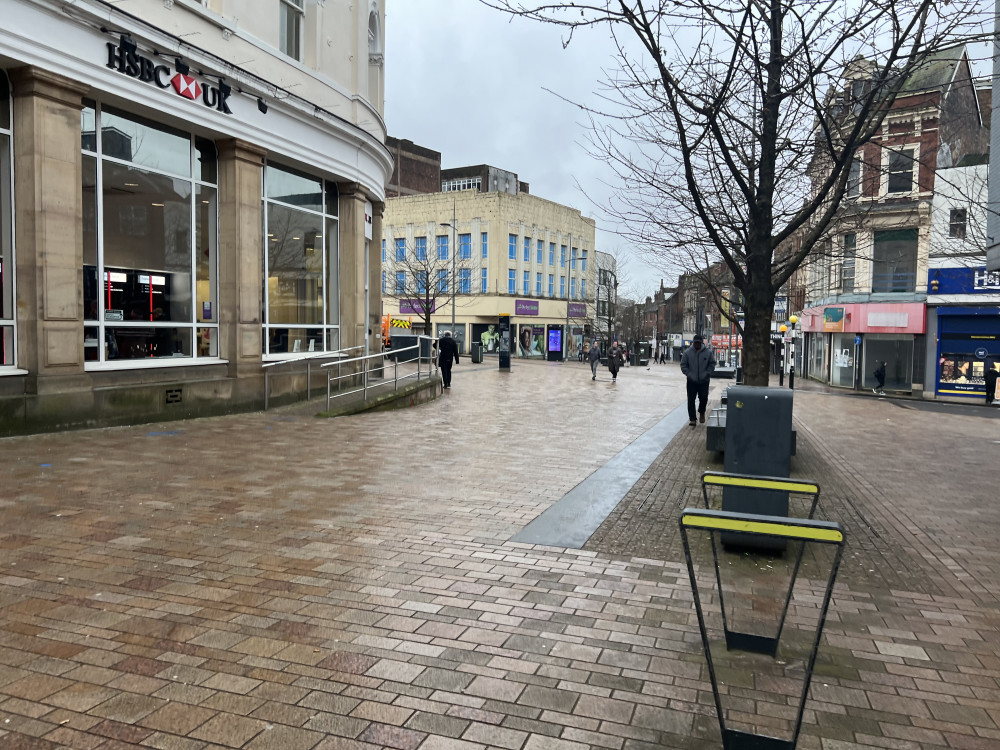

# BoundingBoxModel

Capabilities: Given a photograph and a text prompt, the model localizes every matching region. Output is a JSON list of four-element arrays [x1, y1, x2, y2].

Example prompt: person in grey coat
[[680, 334, 716, 426], [587, 339, 602, 380]]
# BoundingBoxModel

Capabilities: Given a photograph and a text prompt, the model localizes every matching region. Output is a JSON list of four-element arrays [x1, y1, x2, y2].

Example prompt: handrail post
[[307, 361, 311, 401], [394, 358, 399, 391]]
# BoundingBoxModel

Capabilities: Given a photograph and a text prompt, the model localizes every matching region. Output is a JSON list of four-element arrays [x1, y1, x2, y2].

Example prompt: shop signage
[[106, 35, 233, 115], [400, 298, 434, 315], [568, 302, 586, 318], [928, 267, 1000, 295], [514, 299, 538, 316], [822, 307, 845, 332]]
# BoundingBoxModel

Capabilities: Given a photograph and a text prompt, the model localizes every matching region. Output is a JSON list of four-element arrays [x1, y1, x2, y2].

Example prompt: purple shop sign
[[568, 302, 586, 318], [400, 298, 436, 315], [515, 299, 539, 316]]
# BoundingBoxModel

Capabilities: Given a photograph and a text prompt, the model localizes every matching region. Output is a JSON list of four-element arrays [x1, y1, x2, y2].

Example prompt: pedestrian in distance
[[437, 331, 459, 390], [680, 334, 716, 426], [608, 340, 624, 383], [873, 360, 886, 395], [587, 339, 602, 380], [985, 362, 998, 406]]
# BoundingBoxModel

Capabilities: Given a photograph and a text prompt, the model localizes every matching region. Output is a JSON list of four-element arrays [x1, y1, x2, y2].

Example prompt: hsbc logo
[[106, 35, 233, 115], [171, 73, 201, 101]]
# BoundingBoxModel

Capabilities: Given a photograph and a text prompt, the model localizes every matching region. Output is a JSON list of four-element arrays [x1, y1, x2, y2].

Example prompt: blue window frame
[[523, 270, 529, 294], [437, 235, 448, 260], [395, 238, 405, 262], [508, 234, 516, 260], [381, 270, 386, 294], [548, 243, 554, 265], [481, 268, 487, 293], [524, 237, 530, 263], [459, 268, 471, 294], [560, 276, 565, 298], [536, 273, 542, 295], [571, 247, 577, 270], [536, 239, 543, 264], [438, 269, 448, 293], [381, 239, 385, 263], [415, 236, 427, 261], [395, 270, 405, 294], [560, 245, 566, 267], [459, 233, 471, 259], [416, 270, 427, 294], [548, 274, 554, 296], [508, 269, 516, 294], [581, 250, 587, 272], [581, 279, 586, 299], [571, 278, 576, 299], [481, 232, 488, 258]]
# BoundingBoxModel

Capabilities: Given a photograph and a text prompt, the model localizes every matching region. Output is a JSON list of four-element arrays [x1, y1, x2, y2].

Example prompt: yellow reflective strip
[[703, 474, 819, 495], [681, 515, 843, 543]]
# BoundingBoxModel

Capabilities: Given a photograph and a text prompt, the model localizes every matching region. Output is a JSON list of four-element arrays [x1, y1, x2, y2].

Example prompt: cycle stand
[[679, 507, 845, 750]]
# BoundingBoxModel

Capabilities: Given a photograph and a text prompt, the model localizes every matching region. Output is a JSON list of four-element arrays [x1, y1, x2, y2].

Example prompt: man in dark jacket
[[680, 334, 716, 426], [437, 331, 460, 389]]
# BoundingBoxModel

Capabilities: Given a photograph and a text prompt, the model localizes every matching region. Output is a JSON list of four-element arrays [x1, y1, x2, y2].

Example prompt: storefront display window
[[262, 163, 340, 355], [863, 334, 913, 392], [0, 72, 13, 368], [830, 332, 856, 388], [81, 102, 218, 363], [936, 313, 1000, 398], [807, 333, 826, 382]]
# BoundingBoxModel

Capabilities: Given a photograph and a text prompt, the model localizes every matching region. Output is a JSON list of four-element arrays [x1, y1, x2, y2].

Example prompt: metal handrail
[[321, 336, 439, 410], [262, 345, 365, 410]]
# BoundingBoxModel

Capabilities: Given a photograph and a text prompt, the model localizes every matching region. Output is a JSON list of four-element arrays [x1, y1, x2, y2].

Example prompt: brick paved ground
[[0, 359, 998, 749]]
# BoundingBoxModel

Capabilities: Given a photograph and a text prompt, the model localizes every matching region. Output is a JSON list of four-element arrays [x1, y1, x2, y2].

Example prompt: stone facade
[[0, 0, 390, 435]]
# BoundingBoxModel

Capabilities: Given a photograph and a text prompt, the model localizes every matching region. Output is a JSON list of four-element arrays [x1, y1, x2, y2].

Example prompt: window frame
[[81, 100, 221, 369], [508, 269, 515, 294], [948, 208, 967, 239], [262, 160, 340, 358], [0, 72, 14, 370], [885, 147, 916, 195], [279, 0, 304, 61]]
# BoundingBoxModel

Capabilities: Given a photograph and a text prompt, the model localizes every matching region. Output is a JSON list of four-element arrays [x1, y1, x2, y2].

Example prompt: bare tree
[[382, 236, 473, 333], [481, 0, 987, 385]]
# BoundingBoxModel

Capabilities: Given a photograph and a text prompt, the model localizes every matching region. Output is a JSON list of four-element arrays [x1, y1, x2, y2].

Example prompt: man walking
[[437, 331, 459, 389], [587, 339, 602, 380], [680, 334, 716, 426], [872, 360, 886, 396]]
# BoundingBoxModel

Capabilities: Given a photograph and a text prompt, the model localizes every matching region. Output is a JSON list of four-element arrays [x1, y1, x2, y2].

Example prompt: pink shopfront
[[797, 302, 926, 392]]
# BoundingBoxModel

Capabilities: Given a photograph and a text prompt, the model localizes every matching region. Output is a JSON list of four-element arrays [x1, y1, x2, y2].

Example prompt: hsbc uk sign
[[106, 35, 233, 115]]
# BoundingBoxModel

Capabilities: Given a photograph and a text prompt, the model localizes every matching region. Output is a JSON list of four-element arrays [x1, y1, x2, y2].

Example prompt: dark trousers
[[686, 379, 709, 421], [441, 363, 453, 388]]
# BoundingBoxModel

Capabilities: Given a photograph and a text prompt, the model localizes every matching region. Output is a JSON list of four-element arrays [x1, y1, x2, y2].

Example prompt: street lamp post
[[779, 323, 787, 386], [788, 314, 799, 389], [439, 202, 457, 345]]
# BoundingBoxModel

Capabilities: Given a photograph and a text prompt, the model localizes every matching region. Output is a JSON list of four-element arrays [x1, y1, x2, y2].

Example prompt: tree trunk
[[740, 274, 776, 387]]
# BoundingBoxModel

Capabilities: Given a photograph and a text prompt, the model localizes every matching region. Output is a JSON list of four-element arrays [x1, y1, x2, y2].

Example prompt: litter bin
[[471, 342, 483, 364]]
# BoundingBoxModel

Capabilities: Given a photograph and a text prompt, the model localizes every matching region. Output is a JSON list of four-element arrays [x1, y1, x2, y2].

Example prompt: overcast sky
[[384, 2, 994, 299], [383, 1, 666, 298]]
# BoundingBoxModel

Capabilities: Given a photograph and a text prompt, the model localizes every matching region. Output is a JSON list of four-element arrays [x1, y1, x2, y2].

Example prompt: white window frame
[[0, 71, 16, 372], [262, 161, 341, 359], [882, 146, 918, 196], [279, 0, 304, 61], [82, 101, 220, 371]]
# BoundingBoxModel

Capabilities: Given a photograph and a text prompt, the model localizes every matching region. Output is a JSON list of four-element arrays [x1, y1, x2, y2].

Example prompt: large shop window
[[81, 102, 218, 365], [263, 163, 339, 356], [0, 72, 13, 368]]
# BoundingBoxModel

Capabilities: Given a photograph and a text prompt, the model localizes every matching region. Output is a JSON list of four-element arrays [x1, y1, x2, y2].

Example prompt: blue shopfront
[[927, 267, 1000, 400]]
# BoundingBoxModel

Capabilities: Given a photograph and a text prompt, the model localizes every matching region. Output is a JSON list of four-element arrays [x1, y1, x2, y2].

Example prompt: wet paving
[[0, 358, 997, 749]]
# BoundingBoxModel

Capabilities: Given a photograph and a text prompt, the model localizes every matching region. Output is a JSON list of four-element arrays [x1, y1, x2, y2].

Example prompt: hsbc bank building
[[0, 0, 390, 435]]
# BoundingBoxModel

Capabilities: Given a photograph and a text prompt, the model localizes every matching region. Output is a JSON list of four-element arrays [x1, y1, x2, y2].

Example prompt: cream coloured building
[[0, 0, 391, 434], [382, 188, 597, 360]]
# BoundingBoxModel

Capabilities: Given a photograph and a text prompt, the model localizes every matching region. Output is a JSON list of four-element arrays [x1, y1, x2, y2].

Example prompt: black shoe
[[592, 375, 596, 380], [699, 412, 705, 424], [689, 420, 696, 427]]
